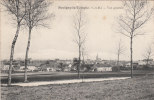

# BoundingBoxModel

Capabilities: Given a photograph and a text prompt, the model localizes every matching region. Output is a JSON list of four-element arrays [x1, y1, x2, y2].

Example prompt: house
[[46, 67, 56, 72], [27, 66, 38, 71], [13, 66, 38, 72], [125, 62, 138, 69], [12, 65, 24, 72], [125, 62, 138, 67], [1, 64, 10, 73], [63, 64, 72, 72], [40, 63, 58, 72], [138, 59, 154, 68], [1, 64, 21, 73], [95, 67, 112, 72], [138, 60, 146, 66], [63, 67, 71, 71], [93, 64, 112, 72], [1, 65, 9, 70]]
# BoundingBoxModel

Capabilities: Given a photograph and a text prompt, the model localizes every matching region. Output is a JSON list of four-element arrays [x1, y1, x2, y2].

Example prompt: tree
[[81, 45, 88, 65], [118, 0, 153, 78], [58, 62, 64, 71], [116, 39, 125, 67], [143, 45, 153, 67], [1, 0, 27, 85], [73, 9, 87, 78], [24, 0, 53, 82]]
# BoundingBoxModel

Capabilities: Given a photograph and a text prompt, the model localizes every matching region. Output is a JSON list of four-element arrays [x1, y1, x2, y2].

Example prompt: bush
[[143, 65, 150, 70], [112, 66, 120, 72]]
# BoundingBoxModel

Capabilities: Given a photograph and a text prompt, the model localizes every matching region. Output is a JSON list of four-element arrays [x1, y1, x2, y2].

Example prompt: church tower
[[96, 53, 99, 64]]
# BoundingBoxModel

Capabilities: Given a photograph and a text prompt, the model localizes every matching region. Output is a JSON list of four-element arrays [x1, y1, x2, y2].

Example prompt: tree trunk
[[130, 37, 133, 78], [117, 54, 119, 66], [82, 52, 85, 65], [24, 28, 32, 82], [78, 45, 81, 79], [146, 57, 149, 66], [8, 24, 20, 85], [147, 60, 148, 65], [117, 53, 120, 71]]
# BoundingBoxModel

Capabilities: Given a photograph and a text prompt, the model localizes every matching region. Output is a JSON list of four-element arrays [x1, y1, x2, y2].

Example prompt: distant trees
[[143, 45, 153, 67], [24, 0, 53, 82], [118, 0, 153, 78], [1, 0, 27, 85], [73, 9, 87, 78], [115, 39, 125, 71], [58, 63, 65, 71]]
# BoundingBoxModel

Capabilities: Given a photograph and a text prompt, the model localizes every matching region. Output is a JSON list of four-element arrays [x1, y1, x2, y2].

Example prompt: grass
[[1, 75, 154, 100], [1, 70, 153, 83]]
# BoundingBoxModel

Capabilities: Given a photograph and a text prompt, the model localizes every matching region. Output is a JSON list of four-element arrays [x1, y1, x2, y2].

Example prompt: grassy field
[[1, 70, 154, 83], [1, 75, 154, 100]]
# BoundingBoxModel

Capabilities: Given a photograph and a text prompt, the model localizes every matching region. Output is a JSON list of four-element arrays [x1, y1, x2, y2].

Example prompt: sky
[[1, 1, 154, 61]]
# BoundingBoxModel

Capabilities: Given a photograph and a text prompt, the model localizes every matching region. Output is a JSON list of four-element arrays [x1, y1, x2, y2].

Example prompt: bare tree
[[81, 45, 88, 65], [24, 0, 53, 82], [1, 0, 27, 85], [73, 9, 87, 78], [118, 0, 153, 78], [116, 39, 125, 69], [143, 45, 153, 66]]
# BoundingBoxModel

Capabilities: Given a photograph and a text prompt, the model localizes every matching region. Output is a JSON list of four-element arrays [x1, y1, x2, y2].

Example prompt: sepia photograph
[[0, 0, 154, 100]]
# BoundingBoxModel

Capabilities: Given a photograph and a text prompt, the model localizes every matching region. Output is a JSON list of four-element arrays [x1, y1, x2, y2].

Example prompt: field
[[1, 75, 154, 100], [1, 70, 154, 83]]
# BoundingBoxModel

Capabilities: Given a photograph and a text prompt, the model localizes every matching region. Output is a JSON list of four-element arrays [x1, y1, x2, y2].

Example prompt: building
[[1, 65, 10, 73], [93, 64, 112, 72], [96, 67, 112, 72], [95, 54, 102, 64], [13, 66, 38, 72]]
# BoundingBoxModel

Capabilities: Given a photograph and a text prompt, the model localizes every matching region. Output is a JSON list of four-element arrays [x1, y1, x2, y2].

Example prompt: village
[[1, 0, 154, 100], [1, 55, 154, 73]]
